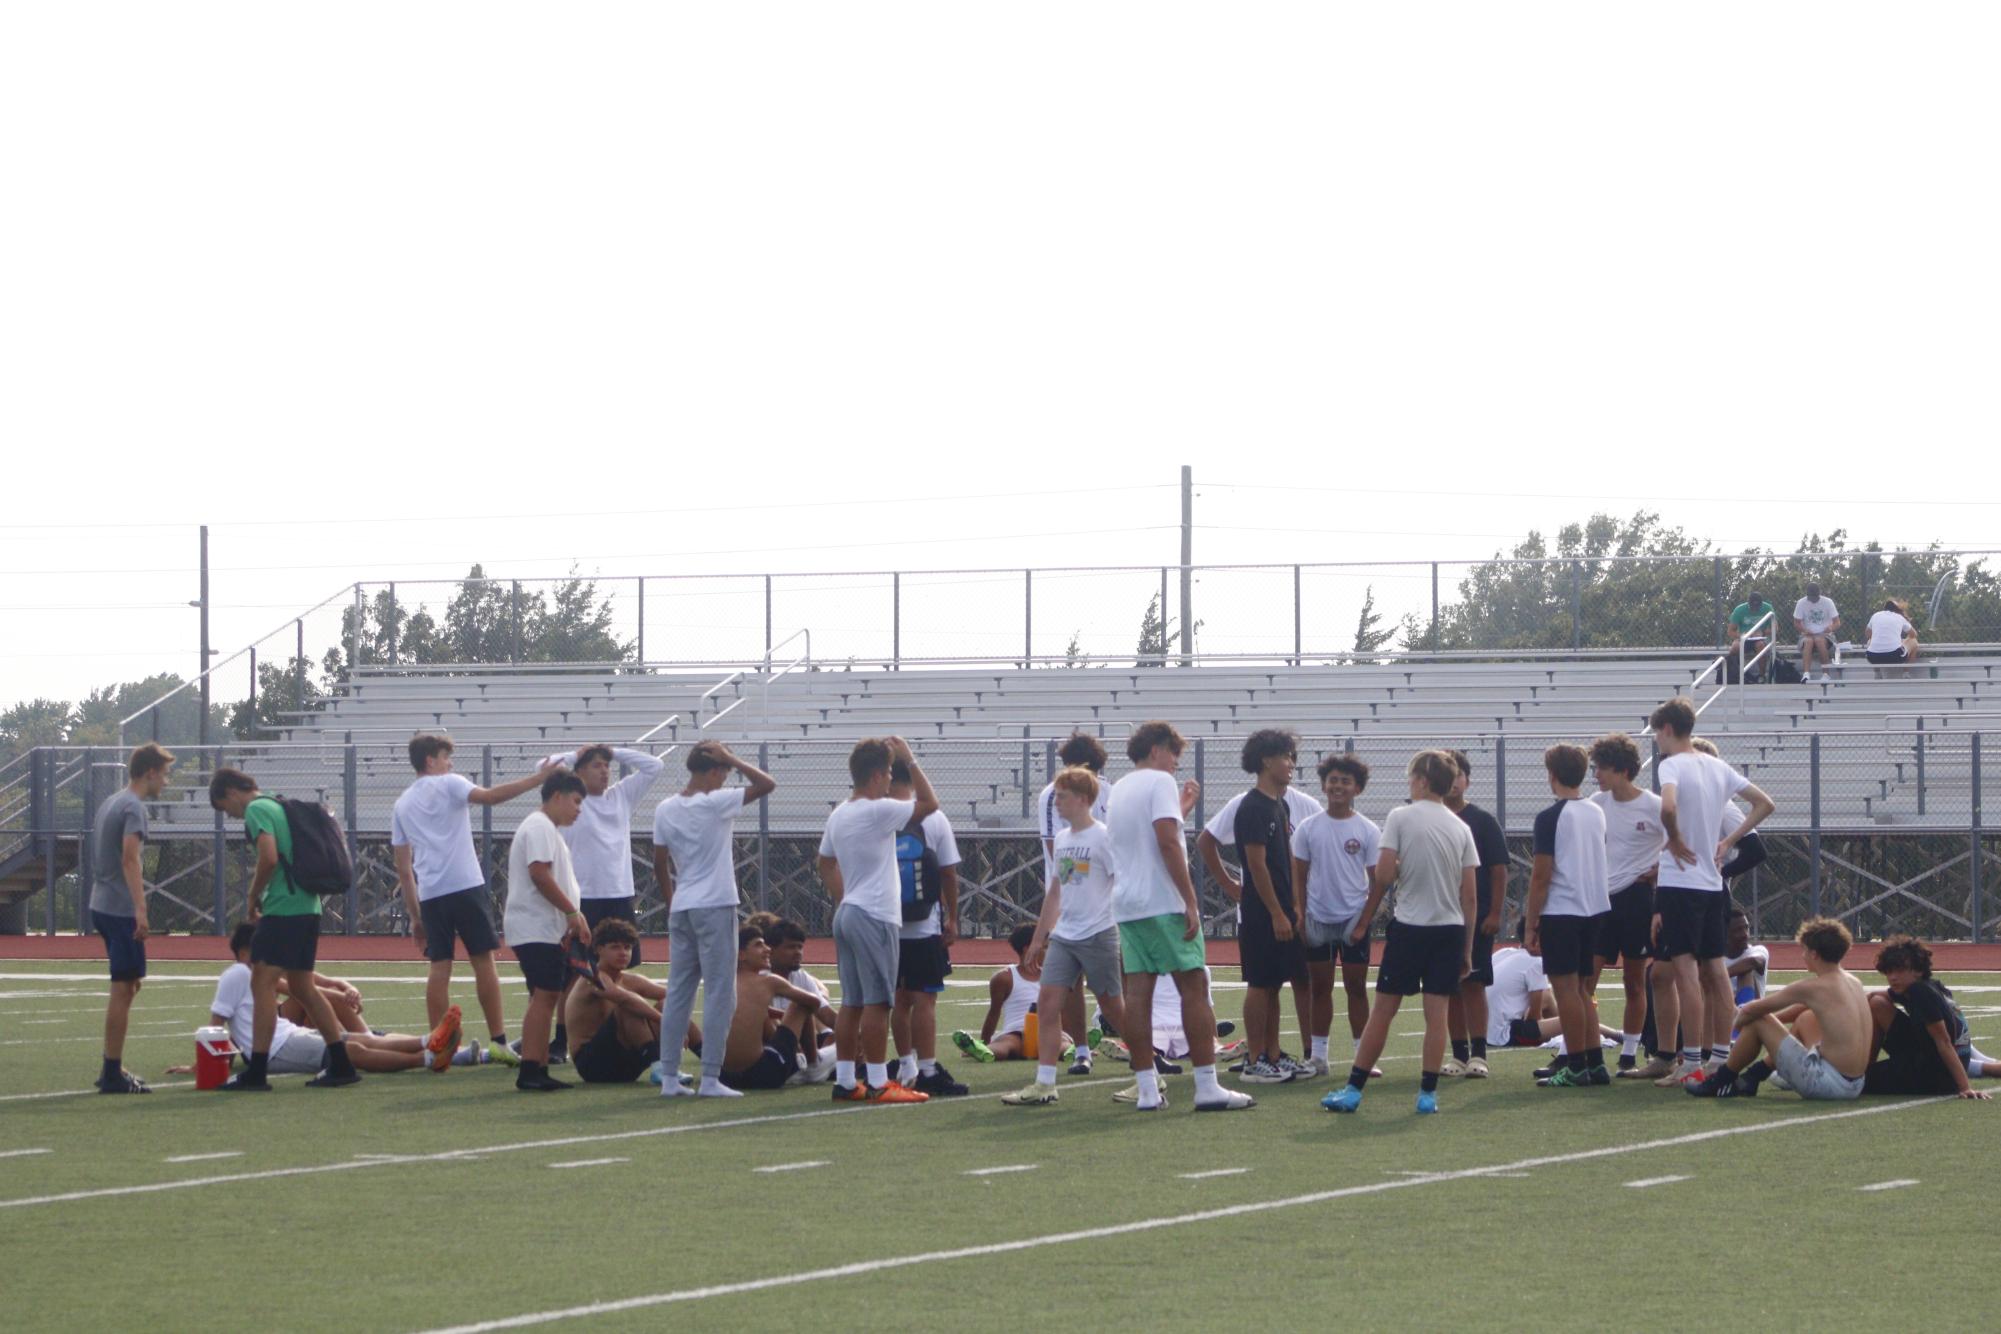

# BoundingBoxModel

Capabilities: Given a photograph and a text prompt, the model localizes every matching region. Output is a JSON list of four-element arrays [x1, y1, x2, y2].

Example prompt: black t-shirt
[[1895, 979, 1968, 1047], [1456, 802, 1509, 918], [1233, 788, 1295, 928]]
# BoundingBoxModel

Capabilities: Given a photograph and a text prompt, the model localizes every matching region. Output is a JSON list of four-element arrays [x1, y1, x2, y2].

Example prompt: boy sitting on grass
[[954, 924, 1075, 1064], [1860, 935, 1995, 1099], [563, 917, 669, 1085], [1686, 918, 1872, 1100], [719, 926, 844, 1091]]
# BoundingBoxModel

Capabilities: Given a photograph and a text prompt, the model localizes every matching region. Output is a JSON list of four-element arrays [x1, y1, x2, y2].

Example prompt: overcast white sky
[[3, 4, 1997, 707]]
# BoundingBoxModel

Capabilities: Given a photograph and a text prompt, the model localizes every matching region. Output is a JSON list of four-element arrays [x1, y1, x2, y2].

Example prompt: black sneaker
[[1066, 1054, 1094, 1076], [516, 1071, 571, 1091], [95, 1070, 151, 1094], [913, 1065, 969, 1097], [1684, 1071, 1739, 1098], [1215, 1020, 1236, 1038], [1617, 1052, 1637, 1071], [1586, 1064, 1612, 1086], [1533, 1060, 1562, 1080], [220, 1074, 272, 1092], [547, 1044, 569, 1067], [1154, 1053, 1183, 1076], [307, 1068, 363, 1088]]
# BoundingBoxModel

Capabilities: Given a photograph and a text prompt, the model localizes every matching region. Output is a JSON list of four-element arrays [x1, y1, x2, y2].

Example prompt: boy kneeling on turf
[[1686, 918, 1871, 1100], [1004, 766, 1128, 1106]]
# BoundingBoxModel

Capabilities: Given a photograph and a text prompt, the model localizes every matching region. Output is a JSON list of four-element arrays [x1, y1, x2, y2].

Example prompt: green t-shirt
[[1728, 602, 1774, 639], [246, 796, 319, 918]]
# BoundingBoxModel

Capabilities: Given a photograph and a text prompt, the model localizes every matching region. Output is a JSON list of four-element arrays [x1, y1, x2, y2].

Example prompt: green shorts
[[1118, 913, 1205, 976]]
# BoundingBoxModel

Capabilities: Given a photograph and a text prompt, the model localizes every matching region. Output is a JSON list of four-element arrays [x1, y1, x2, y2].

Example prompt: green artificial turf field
[[2, 958, 1995, 1332]]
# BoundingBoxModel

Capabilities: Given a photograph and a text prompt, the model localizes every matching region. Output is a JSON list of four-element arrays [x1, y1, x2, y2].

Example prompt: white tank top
[[998, 964, 1036, 1036]]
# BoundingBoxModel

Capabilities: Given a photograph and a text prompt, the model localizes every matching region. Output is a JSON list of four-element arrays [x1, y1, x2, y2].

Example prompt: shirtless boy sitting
[[721, 926, 843, 1092], [565, 918, 670, 1084], [1686, 917, 1871, 1100]]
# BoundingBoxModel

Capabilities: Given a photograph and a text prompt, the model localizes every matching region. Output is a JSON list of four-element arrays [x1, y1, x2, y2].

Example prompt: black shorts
[[419, 886, 500, 962], [1462, 884, 1498, 986], [1655, 887, 1727, 961], [1240, 916, 1307, 989], [250, 913, 321, 972], [1303, 926, 1372, 967], [93, 911, 147, 983], [1536, 913, 1600, 978], [1376, 920, 1467, 998], [720, 1023, 800, 1091], [1866, 648, 1908, 665], [581, 897, 643, 965], [1506, 1018, 1545, 1048], [513, 942, 567, 993], [895, 935, 953, 994], [1596, 882, 1655, 963], [1863, 1012, 1959, 1095], [572, 1023, 659, 1084]]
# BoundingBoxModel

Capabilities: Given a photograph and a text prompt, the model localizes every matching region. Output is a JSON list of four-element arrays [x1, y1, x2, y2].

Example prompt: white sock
[[835, 1059, 856, 1089], [1036, 1062, 1058, 1087], [919, 1057, 937, 1077], [896, 1051, 917, 1082], [1192, 1064, 1220, 1100], [1311, 1036, 1329, 1061], [866, 1061, 889, 1088], [698, 1076, 743, 1098], [1620, 1032, 1641, 1057], [1353, 1037, 1364, 1057], [1135, 1068, 1161, 1105]]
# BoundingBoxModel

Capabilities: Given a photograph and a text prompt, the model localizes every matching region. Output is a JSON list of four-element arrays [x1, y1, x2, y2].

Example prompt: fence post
[[1293, 565, 1302, 665], [387, 583, 398, 665], [761, 574, 772, 660], [481, 745, 495, 879], [295, 618, 306, 712], [1571, 562, 1583, 651], [1809, 733, 1822, 918], [1494, 735, 1507, 830], [1023, 569, 1034, 665], [342, 744, 358, 934], [1860, 553, 1873, 612], [1915, 722, 1926, 818], [1648, 738, 1660, 794], [892, 573, 901, 670], [247, 648, 258, 738], [508, 584, 524, 668], [1045, 739, 1057, 788], [1430, 562, 1439, 649], [636, 576, 646, 663], [1021, 741, 1032, 819], [1160, 568, 1169, 665], [1192, 737, 1207, 895], [757, 743, 771, 912], [212, 745, 228, 931], [350, 583, 362, 669], [1972, 732, 1984, 942], [80, 750, 97, 934], [1712, 557, 1725, 650], [41, 750, 57, 936]]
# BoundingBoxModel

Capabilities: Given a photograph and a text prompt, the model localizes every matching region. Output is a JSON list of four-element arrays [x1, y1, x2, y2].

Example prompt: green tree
[[1, 698, 73, 764], [228, 655, 320, 740], [526, 568, 631, 664], [69, 674, 231, 748], [1350, 584, 1395, 657]]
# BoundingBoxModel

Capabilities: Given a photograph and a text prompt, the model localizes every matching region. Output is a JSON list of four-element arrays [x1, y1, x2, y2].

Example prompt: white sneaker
[[1239, 1058, 1295, 1085], [1277, 1054, 1319, 1081], [1194, 1088, 1257, 1112], [1309, 1056, 1331, 1077], [1438, 1058, 1467, 1078]]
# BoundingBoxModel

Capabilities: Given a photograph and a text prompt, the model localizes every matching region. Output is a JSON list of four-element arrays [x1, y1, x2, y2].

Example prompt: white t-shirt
[[769, 967, 832, 1015], [996, 964, 1036, 1037], [898, 810, 963, 941], [1793, 596, 1838, 637], [1380, 799, 1480, 927], [1039, 778, 1109, 884], [210, 961, 307, 1060], [653, 787, 748, 912], [1867, 609, 1914, 653], [1202, 787, 1323, 845], [1106, 769, 1187, 923], [1592, 788, 1664, 892], [1147, 964, 1214, 1056], [390, 773, 485, 901], [505, 809, 580, 946], [1290, 810, 1381, 924], [818, 797, 917, 926], [1049, 819, 1117, 941], [1655, 751, 1752, 892], [1728, 944, 1770, 1000], [1533, 797, 1610, 918], [1485, 947, 1547, 1047], [549, 749, 664, 901]]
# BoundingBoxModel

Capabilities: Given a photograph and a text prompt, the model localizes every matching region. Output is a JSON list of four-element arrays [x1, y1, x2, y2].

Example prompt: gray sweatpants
[[660, 905, 739, 1081]]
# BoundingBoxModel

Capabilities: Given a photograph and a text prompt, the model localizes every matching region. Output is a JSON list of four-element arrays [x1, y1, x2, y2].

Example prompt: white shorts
[[1775, 1035, 1863, 1101], [268, 1031, 327, 1076]]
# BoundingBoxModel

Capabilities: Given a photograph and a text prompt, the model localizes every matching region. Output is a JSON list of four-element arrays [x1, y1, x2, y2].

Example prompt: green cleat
[[487, 1039, 521, 1069], [951, 1030, 994, 1063], [1537, 1065, 1589, 1088]]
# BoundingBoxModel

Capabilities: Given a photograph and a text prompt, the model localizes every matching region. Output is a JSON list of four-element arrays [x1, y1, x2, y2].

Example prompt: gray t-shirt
[[89, 788, 149, 917]]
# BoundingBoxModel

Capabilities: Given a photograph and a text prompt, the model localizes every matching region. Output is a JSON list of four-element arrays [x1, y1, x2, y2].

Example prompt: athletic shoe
[[450, 1043, 486, 1068], [1768, 1073, 1794, 1093], [1623, 1056, 1674, 1080], [1154, 1053, 1184, 1077], [1066, 1054, 1093, 1076], [864, 1082, 929, 1104], [1538, 1066, 1589, 1088], [219, 1074, 271, 1092], [832, 1083, 868, 1102], [1654, 1061, 1697, 1088], [786, 1059, 837, 1087], [426, 1006, 462, 1073], [547, 1043, 569, 1067], [1415, 1090, 1439, 1115], [1096, 1036, 1130, 1062], [1439, 1058, 1467, 1078], [1533, 1059, 1562, 1080], [1085, 1026, 1104, 1050], [94, 1070, 150, 1094], [1585, 1064, 1612, 1086], [1061, 1043, 1077, 1062], [1686, 1070, 1754, 1098], [1674, 1066, 1710, 1089], [1321, 1085, 1362, 1113], [1215, 1038, 1249, 1062], [1216, 1020, 1237, 1038], [1463, 1057, 1490, 1079], [307, 1068, 363, 1088], [487, 1038, 521, 1068], [951, 1030, 994, 1063], [1194, 1088, 1257, 1111], [1277, 1053, 1318, 1081], [1001, 1083, 1060, 1106], [1308, 1055, 1331, 1078], [1617, 1053, 1638, 1072], [515, 1070, 570, 1091], [1239, 1058, 1294, 1085], [913, 1065, 969, 1097]]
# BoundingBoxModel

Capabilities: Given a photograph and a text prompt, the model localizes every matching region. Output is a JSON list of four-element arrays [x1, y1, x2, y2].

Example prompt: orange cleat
[[427, 1005, 463, 1072], [866, 1081, 929, 1104]]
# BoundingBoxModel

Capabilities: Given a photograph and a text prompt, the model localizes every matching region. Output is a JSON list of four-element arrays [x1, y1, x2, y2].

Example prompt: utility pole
[[198, 524, 211, 745], [1179, 465, 1193, 667]]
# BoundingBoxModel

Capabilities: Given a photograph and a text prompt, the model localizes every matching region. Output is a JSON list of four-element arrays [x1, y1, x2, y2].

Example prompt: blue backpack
[[895, 818, 943, 924]]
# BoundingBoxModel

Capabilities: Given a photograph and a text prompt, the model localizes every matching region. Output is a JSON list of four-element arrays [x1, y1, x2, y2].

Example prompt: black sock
[[1587, 1047, 1605, 1069], [246, 1050, 270, 1080], [1421, 1070, 1440, 1093], [1348, 1065, 1373, 1090], [1740, 1059, 1774, 1087], [1568, 1052, 1588, 1072], [100, 1055, 120, 1082], [327, 1041, 356, 1077], [1451, 1039, 1471, 1063], [518, 1060, 543, 1081], [491, 1032, 508, 1046], [1471, 1037, 1488, 1059], [552, 1023, 567, 1050]]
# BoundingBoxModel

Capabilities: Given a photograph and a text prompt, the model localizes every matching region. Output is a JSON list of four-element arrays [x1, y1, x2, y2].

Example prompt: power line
[[1200, 481, 2001, 509]]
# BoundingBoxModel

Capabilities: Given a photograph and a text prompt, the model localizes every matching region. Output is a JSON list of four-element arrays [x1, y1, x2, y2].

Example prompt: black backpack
[[894, 817, 943, 924], [271, 796, 354, 898]]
